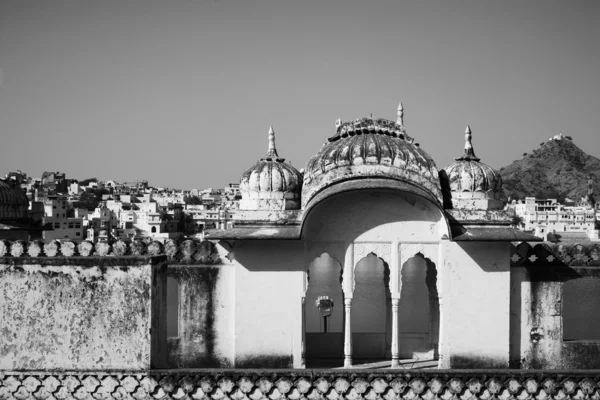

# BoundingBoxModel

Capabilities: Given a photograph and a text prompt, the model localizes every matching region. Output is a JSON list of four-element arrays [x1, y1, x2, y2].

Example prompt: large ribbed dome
[[240, 127, 303, 210], [302, 108, 443, 209], [0, 179, 29, 220], [442, 126, 503, 210]]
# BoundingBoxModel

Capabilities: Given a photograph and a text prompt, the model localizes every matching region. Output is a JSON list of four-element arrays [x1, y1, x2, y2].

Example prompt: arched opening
[[304, 253, 344, 367], [352, 253, 390, 362], [151, 226, 157, 233], [398, 254, 439, 362]]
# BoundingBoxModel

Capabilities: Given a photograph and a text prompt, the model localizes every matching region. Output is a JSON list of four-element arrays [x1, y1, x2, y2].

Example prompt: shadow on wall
[[456, 242, 509, 273], [231, 240, 306, 272]]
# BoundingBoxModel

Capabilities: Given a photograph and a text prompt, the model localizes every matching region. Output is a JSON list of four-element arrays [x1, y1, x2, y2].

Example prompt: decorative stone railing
[[0, 239, 221, 264], [510, 242, 600, 267], [2, 370, 600, 400], [2, 239, 600, 267]]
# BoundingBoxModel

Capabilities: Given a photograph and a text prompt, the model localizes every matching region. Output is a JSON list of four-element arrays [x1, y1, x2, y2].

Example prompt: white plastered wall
[[227, 240, 306, 368], [440, 241, 511, 368]]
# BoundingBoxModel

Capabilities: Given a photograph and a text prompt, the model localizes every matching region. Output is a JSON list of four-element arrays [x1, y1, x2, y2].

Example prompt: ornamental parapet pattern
[[2, 370, 600, 400], [510, 242, 600, 267], [0, 239, 221, 264]]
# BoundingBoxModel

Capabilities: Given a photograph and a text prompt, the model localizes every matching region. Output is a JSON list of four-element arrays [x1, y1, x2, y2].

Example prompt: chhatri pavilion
[[3, 103, 600, 400]]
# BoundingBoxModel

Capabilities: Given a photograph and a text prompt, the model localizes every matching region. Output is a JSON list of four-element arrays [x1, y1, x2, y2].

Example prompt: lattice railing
[[2, 370, 600, 400]]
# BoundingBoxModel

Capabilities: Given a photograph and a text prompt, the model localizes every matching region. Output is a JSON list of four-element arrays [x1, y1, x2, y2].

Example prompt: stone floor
[[307, 358, 438, 369]]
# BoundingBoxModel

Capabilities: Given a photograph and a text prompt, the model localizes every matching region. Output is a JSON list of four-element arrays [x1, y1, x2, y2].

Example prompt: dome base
[[450, 198, 504, 210], [240, 198, 300, 211]]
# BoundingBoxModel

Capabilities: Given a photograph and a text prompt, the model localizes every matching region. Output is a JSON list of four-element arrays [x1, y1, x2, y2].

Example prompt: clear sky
[[1, 0, 599, 189]]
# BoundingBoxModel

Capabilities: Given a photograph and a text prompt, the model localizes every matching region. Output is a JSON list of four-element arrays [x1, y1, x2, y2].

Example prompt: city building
[[41, 196, 85, 241], [508, 175, 599, 240], [40, 171, 67, 194]]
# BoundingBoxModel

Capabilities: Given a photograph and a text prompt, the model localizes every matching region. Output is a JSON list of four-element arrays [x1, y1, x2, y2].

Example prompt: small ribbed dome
[[0, 179, 29, 220], [442, 126, 503, 210], [303, 106, 442, 208], [239, 127, 303, 210]]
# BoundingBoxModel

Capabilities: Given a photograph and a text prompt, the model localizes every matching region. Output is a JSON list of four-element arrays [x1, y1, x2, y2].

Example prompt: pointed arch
[[397, 251, 440, 361]]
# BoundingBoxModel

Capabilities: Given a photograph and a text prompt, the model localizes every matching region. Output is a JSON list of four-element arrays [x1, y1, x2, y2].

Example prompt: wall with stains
[[441, 241, 511, 368], [0, 256, 167, 371], [511, 264, 600, 369], [167, 264, 235, 368]]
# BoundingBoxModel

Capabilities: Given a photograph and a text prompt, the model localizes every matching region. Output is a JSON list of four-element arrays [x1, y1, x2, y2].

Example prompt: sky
[[1, 0, 599, 189]]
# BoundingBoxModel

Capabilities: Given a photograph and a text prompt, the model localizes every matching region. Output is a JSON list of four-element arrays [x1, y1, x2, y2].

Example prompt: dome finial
[[267, 125, 279, 156], [396, 102, 404, 125], [262, 126, 283, 161], [455, 125, 480, 161]]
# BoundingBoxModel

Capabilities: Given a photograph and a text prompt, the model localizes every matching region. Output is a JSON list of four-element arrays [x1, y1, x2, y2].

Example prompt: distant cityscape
[[1, 170, 240, 243], [1, 163, 599, 244]]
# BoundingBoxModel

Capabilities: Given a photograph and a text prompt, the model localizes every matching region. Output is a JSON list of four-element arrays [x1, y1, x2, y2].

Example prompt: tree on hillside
[[511, 215, 524, 229]]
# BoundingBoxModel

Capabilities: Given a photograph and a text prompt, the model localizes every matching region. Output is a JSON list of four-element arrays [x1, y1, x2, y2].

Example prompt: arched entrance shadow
[[352, 253, 391, 362], [304, 253, 345, 367], [398, 253, 439, 361]]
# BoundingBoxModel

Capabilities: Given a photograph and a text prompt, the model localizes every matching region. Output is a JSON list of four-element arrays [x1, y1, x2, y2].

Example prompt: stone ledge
[[2, 370, 600, 400], [0, 239, 222, 264]]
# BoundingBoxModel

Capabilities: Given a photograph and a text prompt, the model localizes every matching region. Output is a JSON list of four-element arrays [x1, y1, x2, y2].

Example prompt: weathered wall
[[0, 256, 167, 371], [511, 263, 600, 369], [441, 241, 511, 368], [167, 264, 235, 368]]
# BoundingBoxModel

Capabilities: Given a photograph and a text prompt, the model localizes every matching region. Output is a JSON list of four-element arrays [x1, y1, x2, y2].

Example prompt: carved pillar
[[344, 298, 353, 367], [391, 298, 400, 368], [343, 243, 354, 368]]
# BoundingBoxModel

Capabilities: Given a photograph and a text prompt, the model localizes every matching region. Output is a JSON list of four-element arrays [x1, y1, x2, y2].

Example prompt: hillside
[[499, 139, 600, 202]]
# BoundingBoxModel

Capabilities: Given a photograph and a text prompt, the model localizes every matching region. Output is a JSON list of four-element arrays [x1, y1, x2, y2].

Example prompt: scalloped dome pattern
[[239, 127, 303, 210], [240, 160, 303, 197], [445, 160, 502, 194], [0, 179, 29, 220], [302, 117, 443, 208]]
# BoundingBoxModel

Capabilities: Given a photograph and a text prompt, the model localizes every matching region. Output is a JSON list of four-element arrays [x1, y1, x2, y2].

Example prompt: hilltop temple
[[3, 103, 600, 399]]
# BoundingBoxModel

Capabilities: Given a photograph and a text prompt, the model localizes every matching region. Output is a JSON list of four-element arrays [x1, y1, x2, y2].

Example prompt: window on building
[[75, 223, 81, 228], [68, 223, 74, 228], [54, 223, 60, 228], [76, 232, 80, 236], [563, 278, 600, 341]]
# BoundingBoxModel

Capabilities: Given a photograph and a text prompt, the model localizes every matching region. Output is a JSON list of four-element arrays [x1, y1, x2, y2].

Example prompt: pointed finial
[[263, 126, 283, 161], [335, 118, 342, 129], [455, 125, 480, 161], [397, 102, 404, 125]]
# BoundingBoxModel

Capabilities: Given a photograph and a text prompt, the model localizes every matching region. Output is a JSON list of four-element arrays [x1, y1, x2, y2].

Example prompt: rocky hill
[[499, 138, 600, 202]]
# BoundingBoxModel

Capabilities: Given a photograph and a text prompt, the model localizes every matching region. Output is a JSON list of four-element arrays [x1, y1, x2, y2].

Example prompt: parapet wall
[[0, 256, 168, 371], [2, 370, 600, 400], [0, 239, 222, 263]]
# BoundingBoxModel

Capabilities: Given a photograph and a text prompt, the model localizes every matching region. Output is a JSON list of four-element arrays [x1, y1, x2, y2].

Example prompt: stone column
[[390, 241, 401, 368], [391, 298, 400, 368], [343, 243, 354, 368], [344, 298, 353, 367]]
